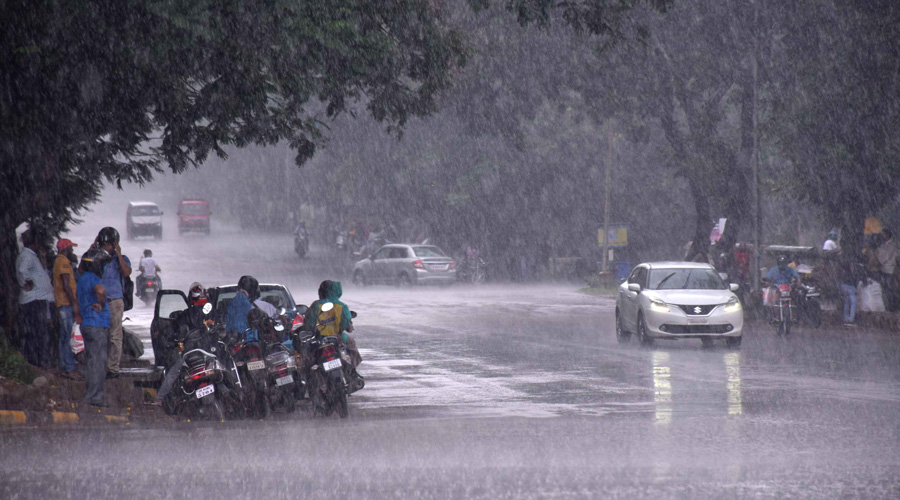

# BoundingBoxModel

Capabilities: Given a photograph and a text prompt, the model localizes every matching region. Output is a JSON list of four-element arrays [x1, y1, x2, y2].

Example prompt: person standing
[[77, 249, 111, 407], [95, 227, 131, 379], [823, 231, 839, 252], [876, 229, 899, 311], [52, 238, 82, 378], [16, 229, 56, 368]]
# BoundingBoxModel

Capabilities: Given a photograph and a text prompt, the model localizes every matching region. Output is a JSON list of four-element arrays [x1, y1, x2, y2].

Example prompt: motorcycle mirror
[[202, 303, 213, 315], [321, 302, 334, 313], [296, 305, 309, 315], [274, 323, 285, 332], [719, 272, 728, 281], [350, 311, 357, 319], [277, 307, 286, 316]]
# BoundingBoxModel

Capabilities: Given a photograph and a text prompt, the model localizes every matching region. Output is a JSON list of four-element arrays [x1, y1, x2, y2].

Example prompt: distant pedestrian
[[823, 231, 839, 252], [16, 228, 55, 368], [95, 227, 131, 379], [52, 238, 81, 378], [875, 229, 899, 311], [77, 249, 111, 407], [839, 253, 865, 326]]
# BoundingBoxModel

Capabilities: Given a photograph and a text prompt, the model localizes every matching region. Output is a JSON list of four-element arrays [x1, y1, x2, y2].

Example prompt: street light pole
[[602, 126, 613, 274]]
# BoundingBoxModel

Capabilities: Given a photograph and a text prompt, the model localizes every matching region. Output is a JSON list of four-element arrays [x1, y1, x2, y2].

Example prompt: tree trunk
[[0, 219, 21, 344]]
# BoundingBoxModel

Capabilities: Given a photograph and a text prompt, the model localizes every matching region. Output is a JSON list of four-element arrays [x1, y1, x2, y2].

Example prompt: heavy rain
[[1, 1, 900, 498]]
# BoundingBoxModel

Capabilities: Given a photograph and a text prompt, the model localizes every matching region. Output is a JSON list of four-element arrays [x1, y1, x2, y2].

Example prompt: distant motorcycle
[[458, 256, 487, 284], [136, 274, 161, 306], [294, 225, 309, 259], [763, 282, 795, 336]]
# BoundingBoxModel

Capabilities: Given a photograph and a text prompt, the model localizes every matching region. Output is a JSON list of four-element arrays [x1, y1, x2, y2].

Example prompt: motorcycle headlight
[[649, 299, 669, 313], [724, 297, 742, 313]]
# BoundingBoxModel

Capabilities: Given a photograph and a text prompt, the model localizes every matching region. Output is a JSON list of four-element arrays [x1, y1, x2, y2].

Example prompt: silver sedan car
[[352, 244, 456, 286], [615, 261, 743, 348]]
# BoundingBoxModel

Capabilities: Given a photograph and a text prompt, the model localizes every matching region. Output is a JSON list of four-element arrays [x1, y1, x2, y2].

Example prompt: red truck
[[177, 199, 211, 235]]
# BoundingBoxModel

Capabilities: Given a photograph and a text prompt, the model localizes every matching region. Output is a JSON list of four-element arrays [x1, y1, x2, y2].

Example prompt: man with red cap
[[52, 238, 82, 378]]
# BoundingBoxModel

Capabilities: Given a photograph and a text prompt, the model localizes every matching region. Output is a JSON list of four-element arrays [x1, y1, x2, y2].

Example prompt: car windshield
[[181, 203, 208, 215], [215, 287, 292, 310], [648, 268, 727, 290], [413, 246, 446, 257], [132, 205, 160, 216]]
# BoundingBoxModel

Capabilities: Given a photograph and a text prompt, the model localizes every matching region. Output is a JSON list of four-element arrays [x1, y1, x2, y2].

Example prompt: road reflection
[[650, 349, 743, 425]]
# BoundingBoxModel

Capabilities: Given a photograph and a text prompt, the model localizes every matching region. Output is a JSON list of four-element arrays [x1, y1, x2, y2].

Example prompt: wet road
[[3, 195, 900, 498]]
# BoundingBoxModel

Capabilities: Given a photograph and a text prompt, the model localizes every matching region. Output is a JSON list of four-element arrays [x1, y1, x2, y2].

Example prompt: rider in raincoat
[[302, 280, 362, 371]]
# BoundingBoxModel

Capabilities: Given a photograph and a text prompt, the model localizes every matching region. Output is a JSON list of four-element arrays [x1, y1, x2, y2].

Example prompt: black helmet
[[97, 227, 120, 245], [237, 275, 260, 302], [81, 248, 111, 276], [777, 255, 788, 269]]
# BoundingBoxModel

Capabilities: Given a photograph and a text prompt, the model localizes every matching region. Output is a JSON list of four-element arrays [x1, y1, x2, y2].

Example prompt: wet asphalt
[[2, 199, 899, 499]]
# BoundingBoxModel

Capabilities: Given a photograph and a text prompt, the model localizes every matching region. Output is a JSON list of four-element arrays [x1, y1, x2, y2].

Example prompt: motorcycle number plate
[[688, 318, 708, 325], [196, 384, 215, 399], [276, 374, 294, 386], [323, 359, 342, 372], [247, 360, 266, 371]]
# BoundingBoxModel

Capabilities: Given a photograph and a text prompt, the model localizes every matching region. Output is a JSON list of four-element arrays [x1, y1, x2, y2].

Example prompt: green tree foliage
[[0, 0, 465, 338]]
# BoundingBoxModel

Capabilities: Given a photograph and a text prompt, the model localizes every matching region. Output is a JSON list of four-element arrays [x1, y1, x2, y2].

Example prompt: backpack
[[122, 274, 134, 311]]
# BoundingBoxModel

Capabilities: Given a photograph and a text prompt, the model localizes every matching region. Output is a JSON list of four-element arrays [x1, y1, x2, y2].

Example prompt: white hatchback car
[[615, 262, 743, 348]]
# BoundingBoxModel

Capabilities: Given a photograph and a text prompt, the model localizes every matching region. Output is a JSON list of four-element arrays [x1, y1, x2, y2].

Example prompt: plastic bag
[[858, 279, 886, 312], [70, 323, 85, 355]]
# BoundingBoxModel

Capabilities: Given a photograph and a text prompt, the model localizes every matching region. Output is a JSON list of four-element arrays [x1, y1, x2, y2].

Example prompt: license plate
[[429, 264, 448, 271], [323, 359, 342, 372], [688, 318, 708, 325], [276, 374, 294, 386], [196, 384, 215, 399], [247, 360, 265, 371]]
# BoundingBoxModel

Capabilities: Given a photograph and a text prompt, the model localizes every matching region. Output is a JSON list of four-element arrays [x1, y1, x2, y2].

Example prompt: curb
[[0, 407, 169, 428]]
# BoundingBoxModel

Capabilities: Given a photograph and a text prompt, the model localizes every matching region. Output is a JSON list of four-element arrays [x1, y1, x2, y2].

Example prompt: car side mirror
[[277, 307, 286, 316], [627, 283, 641, 292], [729, 283, 740, 292]]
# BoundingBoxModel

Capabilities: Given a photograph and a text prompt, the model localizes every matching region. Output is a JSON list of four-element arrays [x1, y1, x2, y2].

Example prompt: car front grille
[[675, 304, 719, 315], [661, 324, 733, 334]]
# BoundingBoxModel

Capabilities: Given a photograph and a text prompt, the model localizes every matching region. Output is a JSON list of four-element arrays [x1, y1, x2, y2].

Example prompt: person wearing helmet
[[77, 248, 112, 406], [95, 227, 131, 379], [226, 275, 260, 342], [188, 282, 208, 307], [765, 255, 800, 286], [823, 231, 839, 252]]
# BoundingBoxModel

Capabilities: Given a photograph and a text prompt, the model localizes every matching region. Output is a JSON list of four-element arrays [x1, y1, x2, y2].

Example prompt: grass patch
[[0, 332, 37, 384]]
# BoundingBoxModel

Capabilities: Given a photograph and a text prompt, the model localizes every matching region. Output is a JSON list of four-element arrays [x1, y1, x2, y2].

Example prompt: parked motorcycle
[[136, 274, 161, 306], [263, 316, 302, 412], [796, 281, 823, 327], [300, 303, 363, 419], [230, 333, 270, 419], [161, 304, 243, 420], [458, 256, 488, 284]]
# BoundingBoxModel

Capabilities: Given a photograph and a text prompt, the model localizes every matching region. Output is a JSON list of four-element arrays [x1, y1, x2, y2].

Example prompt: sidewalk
[[0, 360, 172, 428]]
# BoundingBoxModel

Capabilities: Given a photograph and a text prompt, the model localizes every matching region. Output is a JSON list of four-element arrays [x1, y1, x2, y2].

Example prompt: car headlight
[[649, 299, 670, 313], [723, 297, 742, 312]]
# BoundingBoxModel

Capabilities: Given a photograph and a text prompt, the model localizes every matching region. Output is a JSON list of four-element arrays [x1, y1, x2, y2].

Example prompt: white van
[[126, 201, 163, 240]]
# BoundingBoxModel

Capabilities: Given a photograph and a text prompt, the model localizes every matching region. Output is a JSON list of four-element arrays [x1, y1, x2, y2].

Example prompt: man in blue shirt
[[765, 256, 800, 286], [226, 275, 259, 343], [77, 249, 111, 407], [96, 227, 131, 379]]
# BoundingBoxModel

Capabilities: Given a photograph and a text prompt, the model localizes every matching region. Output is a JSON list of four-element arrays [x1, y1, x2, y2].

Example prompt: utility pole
[[602, 126, 614, 274], [751, 0, 762, 295]]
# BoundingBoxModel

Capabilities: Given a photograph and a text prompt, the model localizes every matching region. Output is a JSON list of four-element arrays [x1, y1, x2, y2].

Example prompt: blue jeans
[[57, 306, 77, 373], [841, 284, 857, 323], [81, 325, 108, 404]]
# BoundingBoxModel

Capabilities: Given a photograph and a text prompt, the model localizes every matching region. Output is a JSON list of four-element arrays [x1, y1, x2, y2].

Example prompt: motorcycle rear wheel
[[336, 390, 349, 419]]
